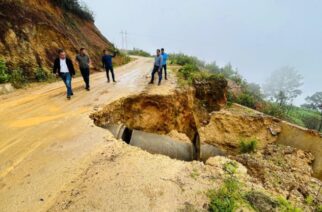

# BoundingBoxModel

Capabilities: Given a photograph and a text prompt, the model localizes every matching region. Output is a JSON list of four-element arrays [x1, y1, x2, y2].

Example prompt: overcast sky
[[83, 0, 321, 105]]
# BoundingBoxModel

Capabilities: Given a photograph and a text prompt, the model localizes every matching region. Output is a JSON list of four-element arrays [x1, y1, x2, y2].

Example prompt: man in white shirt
[[53, 49, 76, 100]]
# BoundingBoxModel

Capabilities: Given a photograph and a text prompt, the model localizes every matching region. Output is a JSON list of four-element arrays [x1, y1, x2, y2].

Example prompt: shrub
[[236, 92, 257, 109], [10, 68, 27, 88], [302, 115, 321, 131], [0, 58, 9, 83], [262, 103, 286, 119], [178, 64, 199, 82], [51, 0, 94, 21], [240, 139, 257, 153], [127, 48, 151, 57], [208, 178, 240, 212], [34, 67, 49, 82], [169, 53, 204, 67]]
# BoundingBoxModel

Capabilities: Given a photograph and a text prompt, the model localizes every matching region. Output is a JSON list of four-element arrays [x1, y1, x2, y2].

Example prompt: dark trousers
[[162, 64, 167, 79], [60, 72, 73, 97], [80, 68, 90, 89], [105, 66, 115, 82], [150, 65, 162, 84]]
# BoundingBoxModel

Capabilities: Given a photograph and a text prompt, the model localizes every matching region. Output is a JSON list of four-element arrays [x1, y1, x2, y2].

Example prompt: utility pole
[[125, 31, 128, 50], [120, 30, 124, 50]]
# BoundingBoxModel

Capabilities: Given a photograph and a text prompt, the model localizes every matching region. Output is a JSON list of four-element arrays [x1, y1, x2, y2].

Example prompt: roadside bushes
[[127, 48, 151, 57], [51, 0, 94, 21], [0, 58, 54, 88], [0, 58, 9, 83], [35, 67, 49, 82], [10, 68, 26, 88], [169, 53, 204, 67]]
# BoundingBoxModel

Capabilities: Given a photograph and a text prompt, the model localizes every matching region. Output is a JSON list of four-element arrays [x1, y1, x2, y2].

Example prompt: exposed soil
[[90, 90, 198, 141]]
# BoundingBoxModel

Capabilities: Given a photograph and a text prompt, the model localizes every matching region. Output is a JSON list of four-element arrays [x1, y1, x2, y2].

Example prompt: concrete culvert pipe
[[199, 144, 225, 162], [103, 124, 223, 162], [129, 130, 195, 161]]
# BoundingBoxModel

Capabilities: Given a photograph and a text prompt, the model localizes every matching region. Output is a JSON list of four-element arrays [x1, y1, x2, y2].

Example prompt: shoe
[[107, 80, 110, 83], [67, 96, 71, 100], [71, 92, 74, 96], [149, 82, 153, 84], [113, 80, 117, 83], [158, 83, 161, 86], [86, 87, 90, 91]]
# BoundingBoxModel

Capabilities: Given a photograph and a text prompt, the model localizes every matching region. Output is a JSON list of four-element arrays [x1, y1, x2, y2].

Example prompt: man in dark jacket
[[102, 50, 117, 83], [53, 49, 76, 100], [76, 48, 91, 91]]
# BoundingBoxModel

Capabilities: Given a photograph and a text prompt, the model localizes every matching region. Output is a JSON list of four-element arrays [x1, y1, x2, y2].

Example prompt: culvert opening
[[121, 127, 133, 144]]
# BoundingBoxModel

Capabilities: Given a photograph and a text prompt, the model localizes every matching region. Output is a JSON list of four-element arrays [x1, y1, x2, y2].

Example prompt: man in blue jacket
[[53, 49, 75, 100], [149, 49, 163, 85], [102, 50, 117, 83], [161, 48, 168, 80]]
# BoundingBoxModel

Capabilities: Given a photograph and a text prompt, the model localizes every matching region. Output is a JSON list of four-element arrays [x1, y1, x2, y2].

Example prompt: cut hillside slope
[[0, 0, 126, 76]]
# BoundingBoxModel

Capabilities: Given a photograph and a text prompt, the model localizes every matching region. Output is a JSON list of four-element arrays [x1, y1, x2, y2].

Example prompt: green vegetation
[[34, 67, 49, 82], [170, 53, 322, 132], [223, 161, 238, 175], [208, 178, 241, 212], [277, 197, 302, 212], [0, 58, 9, 83], [51, 0, 94, 21], [127, 48, 151, 57], [10, 68, 27, 88], [240, 139, 257, 153]]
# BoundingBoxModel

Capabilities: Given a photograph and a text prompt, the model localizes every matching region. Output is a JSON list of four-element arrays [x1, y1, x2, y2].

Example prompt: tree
[[262, 66, 303, 106], [303, 92, 322, 131]]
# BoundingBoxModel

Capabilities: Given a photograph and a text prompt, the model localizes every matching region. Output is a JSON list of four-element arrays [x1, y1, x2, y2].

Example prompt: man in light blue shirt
[[149, 49, 163, 85], [161, 48, 168, 80]]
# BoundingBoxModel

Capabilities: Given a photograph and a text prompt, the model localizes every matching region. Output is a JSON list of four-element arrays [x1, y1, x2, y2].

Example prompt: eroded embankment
[[89, 89, 322, 210], [90, 90, 200, 140]]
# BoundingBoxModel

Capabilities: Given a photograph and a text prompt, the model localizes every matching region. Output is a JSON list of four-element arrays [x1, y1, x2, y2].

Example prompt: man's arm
[[112, 51, 117, 58], [159, 57, 163, 71], [102, 56, 105, 68], [68, 58, 76, 76], [53, 59, 58, 74]]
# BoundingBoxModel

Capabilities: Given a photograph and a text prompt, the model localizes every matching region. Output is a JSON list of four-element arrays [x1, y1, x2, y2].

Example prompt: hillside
[[0, 0, 126, 79]]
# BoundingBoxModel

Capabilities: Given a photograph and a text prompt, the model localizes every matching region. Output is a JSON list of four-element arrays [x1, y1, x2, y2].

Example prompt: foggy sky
[[82, 0, 322, 105]]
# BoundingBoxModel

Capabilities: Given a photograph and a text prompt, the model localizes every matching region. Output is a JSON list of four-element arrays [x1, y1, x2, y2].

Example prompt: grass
[[277, 197, 302, 212], [240, 139, 257, 154], [208, 178, 241, 212]]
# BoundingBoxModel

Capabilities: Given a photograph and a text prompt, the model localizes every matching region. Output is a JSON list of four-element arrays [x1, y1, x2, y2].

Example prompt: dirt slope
[[0, 0, 126, 74]]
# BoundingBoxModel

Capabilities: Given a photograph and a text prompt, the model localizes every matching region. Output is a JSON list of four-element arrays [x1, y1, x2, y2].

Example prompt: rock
[[0, 83, 15, 94], [245, 191, 279, 212], [235, 144, 321, 206]]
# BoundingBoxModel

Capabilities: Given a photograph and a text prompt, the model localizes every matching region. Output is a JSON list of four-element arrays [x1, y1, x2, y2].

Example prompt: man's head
[[80, 48, 86, 55], [103, 49, 109, 55], [58, 49, 66, 59], [156, 49, 161, 56], [161, 48, 165, 54]]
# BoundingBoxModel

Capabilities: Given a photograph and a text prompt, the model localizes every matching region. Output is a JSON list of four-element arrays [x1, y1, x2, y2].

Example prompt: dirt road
[[0, 57, 159, 211]]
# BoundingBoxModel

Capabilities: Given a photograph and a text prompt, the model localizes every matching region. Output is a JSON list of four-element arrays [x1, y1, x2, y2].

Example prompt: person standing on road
[[161, 48, 168, 80], [76, 48, 91, 91], [149, 49, 163, 85], [102, 49, 117, 83], [53, 49, 76, 100]]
